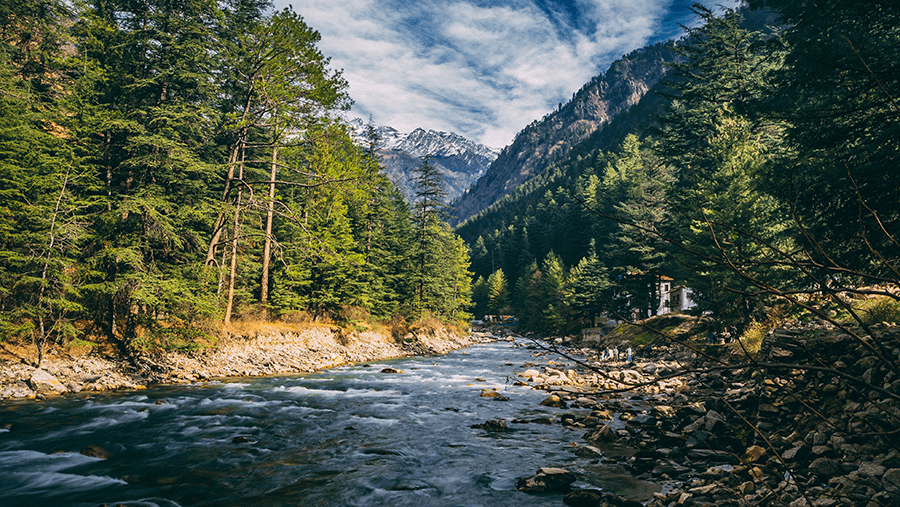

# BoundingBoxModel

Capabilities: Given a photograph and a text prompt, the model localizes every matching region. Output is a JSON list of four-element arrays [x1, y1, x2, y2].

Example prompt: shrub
[[853, 297, 900, 325]]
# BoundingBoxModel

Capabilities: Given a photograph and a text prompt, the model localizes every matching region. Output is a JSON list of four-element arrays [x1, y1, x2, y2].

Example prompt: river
[[0, 338, 650, 507]]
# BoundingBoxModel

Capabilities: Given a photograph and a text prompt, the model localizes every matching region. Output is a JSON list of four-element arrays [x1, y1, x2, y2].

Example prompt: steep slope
[[450, 43, 676, 224], [348, 119, 497, 203]]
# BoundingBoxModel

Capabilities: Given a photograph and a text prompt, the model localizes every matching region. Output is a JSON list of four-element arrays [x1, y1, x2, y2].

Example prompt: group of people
[[600, 346, 634, 363]]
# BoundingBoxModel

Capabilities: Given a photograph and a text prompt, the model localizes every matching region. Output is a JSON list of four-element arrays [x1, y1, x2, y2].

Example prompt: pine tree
[[565, 240, 610, 326], [0, 1, 95, 360], [486, 269, 508, 315], [75, 0, 224, 341], [659, 5, 791, 324], [748, 0, 900, 278]]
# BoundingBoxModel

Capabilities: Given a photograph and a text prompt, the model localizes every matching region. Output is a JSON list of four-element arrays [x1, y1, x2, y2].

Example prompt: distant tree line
[[0, 0, 471, 360], [461, 1, 900, 336]]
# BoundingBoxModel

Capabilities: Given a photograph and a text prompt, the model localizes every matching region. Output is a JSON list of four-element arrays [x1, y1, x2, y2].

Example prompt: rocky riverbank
[[0, 324, 491, 400], [494, 323, 900, 507]]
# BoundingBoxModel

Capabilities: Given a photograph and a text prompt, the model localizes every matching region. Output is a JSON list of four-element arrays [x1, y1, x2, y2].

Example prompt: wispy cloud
[[282, 0, 739, 148]]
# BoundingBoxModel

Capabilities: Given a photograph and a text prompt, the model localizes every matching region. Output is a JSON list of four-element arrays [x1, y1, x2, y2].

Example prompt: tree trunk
[[224, 148, 246, 324], [260, 146, 278, 302], [206, 136, 243, 265]]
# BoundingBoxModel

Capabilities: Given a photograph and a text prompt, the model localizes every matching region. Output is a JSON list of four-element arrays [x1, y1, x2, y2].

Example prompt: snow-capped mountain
[[348, 119, 498, 204]]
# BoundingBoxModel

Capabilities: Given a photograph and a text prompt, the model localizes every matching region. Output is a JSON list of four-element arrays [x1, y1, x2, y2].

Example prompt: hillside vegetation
[[0, 0, 473, 362]]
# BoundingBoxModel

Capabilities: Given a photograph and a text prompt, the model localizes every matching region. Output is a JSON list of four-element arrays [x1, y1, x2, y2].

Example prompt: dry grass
[[852, 296, 900, 326], [732, 320, 767, 358]]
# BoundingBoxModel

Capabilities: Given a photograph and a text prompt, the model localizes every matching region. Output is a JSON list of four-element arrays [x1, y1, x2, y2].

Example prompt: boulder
[[563, 489, 642, 507], [574, 444, 604, 458], [584, 425, 616, 442], [470, 419, 508, 432], [883, 468, 900, 493], [540, 395, 567, 408], [783, 443, 810, 462], [809, 457, 841, 478], [80, 445, 111, 459], [745, 445, 767, 463], [380, 367, 403, 374], [28, 369, 67, 395], [652, 405, 675, 419], [516, 467, 577, 493], [858, 462, 886, 478]]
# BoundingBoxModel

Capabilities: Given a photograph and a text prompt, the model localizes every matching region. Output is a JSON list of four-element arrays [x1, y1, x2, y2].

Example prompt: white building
[[656, 277, 696, 315]]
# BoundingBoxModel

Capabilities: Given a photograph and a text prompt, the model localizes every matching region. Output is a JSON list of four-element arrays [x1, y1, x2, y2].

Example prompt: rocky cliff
[[450, 43, 676, 224]]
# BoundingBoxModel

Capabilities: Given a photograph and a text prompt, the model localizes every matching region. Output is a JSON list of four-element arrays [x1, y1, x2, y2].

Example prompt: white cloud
[[281, 0, 739, 148]]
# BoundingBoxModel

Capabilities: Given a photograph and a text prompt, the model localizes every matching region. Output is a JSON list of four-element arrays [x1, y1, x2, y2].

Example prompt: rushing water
[[0, 339, 651, 507]]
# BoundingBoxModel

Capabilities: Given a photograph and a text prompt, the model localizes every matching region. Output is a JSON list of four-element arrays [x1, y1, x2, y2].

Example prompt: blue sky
[[278, 0, 741, 148]]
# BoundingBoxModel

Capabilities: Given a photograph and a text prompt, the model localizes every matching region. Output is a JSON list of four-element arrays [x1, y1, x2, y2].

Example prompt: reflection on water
[[0, 340, 643, 507]]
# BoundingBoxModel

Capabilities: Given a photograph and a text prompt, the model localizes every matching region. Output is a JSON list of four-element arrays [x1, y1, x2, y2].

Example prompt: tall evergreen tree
[[659, 5, 791, 324], [748, 0, 900, 279]]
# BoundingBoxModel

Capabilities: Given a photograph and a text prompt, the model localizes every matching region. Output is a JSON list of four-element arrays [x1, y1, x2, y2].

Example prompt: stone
[[809, 457, 841, 478], [737, 481, 755, 494], [380, 368, 403, 374], [584, 425, 616, 442], [783, 443, 810, 461], [563, 489, 644, 507], [652, 405, 675, 418], [573, 445, 604, 458], [231, 436, 252, 443], [480, 389, 500, 397], [857, 462, 885, 478], [811, 445, 831, 456], [28, 369, 67, 395], [882, 468, 900, 492], [626, 414, 657, 427], [80, 445, 111, 459], [745, 445, 767, 463], [470, 419, 507, 432], [516, 467, 577, 493], [540, 394, 567, 408]]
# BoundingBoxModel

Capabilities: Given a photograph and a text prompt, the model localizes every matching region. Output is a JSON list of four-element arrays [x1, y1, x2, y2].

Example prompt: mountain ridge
[[449, 42, 677, 224], [348, 119, 498, 204]]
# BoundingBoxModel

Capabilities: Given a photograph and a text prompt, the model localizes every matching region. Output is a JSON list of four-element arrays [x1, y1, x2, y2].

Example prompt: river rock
[[563, 489, 642, 507], [540, 394, 567, 408], [516, 467, 577, 493], [80, 445, 111, 459], [380, 367, 403, 374], [584, 425, 616, 442], [745, 445, 766, 462], [480, 389, 501, 397], [883, 468, 900, 492], [28, 369, 67, 395], [470, 419, 508, 431], [809, 457, 841, 477], [573, 444, 604, 458]]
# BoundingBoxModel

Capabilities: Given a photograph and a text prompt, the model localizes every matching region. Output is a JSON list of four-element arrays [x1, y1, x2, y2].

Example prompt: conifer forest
[[2, 0, 899, 355]]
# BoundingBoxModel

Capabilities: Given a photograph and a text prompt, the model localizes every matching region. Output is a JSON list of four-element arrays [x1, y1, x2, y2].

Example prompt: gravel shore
[[0, 324, 491, 400]]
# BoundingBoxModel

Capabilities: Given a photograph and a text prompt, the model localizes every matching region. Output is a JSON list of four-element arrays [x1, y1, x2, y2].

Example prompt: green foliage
[[564, 240, 611, 324], [460, 3, 900, 337], [0, 0, 472, 355], [486, 269, 508, 314]]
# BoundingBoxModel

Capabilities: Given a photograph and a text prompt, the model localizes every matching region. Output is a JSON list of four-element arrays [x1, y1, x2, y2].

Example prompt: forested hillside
[[460, 2, 900, 337], [450, 42, 677, 225], [0, 0, 472, 359]]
